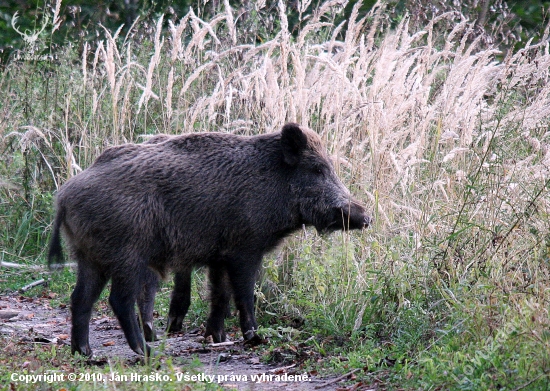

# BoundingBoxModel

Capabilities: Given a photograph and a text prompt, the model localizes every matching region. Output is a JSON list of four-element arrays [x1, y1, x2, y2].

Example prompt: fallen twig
[[511, 373, 547, 391], [210, 341, 235, 347], [268, 364, 296, 373], [314, 368, 361, 389], [0, 310, 19, 319], [48, 263, 77, 270], [1, 260, 77, 270], [20, 279, 46, 292], [1, 261, 41, 270]]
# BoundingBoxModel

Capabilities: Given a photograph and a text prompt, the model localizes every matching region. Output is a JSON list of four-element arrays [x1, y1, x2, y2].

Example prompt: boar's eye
[[312, 166, 324, 176]]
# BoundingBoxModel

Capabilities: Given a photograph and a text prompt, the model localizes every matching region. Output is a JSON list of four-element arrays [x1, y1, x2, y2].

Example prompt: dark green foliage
[[1, 0, 549, 66]]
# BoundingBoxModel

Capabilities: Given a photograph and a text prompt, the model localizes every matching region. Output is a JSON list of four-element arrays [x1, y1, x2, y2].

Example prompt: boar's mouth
[[315, 205, 371, 234]]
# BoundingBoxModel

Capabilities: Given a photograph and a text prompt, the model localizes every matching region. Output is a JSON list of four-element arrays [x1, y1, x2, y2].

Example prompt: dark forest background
[[0, 0, 549, 65]]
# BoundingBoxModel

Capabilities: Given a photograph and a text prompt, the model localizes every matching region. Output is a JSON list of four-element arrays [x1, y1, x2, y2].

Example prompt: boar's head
[[281, 123, 371, 233]]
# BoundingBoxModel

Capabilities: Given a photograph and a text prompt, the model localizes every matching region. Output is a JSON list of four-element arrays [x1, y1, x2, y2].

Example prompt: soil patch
[[0, 294, 360, 390]]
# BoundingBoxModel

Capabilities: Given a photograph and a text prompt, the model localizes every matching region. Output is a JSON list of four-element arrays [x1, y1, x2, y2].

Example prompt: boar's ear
[[281, 123, 307, 166]]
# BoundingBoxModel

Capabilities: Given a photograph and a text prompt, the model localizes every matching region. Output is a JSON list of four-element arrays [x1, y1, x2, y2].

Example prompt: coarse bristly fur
[[48, 123, 370, 357]]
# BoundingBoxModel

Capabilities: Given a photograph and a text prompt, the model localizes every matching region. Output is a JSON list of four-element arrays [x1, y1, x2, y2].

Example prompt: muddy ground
[[0, 294, 370, 390]]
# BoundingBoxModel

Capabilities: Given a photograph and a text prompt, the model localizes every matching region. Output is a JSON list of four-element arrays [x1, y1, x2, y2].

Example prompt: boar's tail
[[47, 207, 65, 268]]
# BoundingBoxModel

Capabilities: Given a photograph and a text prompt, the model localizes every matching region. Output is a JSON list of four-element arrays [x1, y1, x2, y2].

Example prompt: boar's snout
[[320, 200, 371, 233], [341, 200, 371, 230]]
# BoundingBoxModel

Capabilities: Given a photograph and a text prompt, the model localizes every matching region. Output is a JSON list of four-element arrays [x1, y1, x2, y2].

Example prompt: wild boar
[[48, 123, 370, 357]]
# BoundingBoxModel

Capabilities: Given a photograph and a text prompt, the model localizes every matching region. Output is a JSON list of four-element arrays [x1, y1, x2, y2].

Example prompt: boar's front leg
[[109, 274, 150, 356], [137, 268, 159, 342], [226, 255, 265, 346], [204, 264, 232, 342], [167, 270, 192, 333], [71, 259, 108, 357]]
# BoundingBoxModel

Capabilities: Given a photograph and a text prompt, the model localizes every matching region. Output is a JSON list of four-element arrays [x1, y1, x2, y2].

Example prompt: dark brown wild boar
[[48, 123, 370, 357]]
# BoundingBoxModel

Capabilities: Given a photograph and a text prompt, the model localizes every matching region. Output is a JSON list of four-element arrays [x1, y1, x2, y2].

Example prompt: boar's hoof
[[143, 322, 157, 342], [204, 327, 227, 343], [243, 330, 267, 346], [166, 315, 184, 333], [71, 344, 93, 358]]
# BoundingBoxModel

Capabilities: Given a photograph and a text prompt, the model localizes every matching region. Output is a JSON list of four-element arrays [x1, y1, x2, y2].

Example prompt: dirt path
[[0, 295, 357, 390]]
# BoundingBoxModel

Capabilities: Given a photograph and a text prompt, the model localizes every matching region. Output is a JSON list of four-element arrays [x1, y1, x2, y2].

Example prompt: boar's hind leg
[[204, 265, 232, 343], [137, 268, 159, 342], [167, 270, 192, 333], [109, 275, 150, 356], [226, 258, 266, 346], [71, 261, 108, 357]]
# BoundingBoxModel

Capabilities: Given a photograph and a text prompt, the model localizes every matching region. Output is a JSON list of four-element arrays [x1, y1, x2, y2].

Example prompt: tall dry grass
[[1, 0, 550, 384]]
